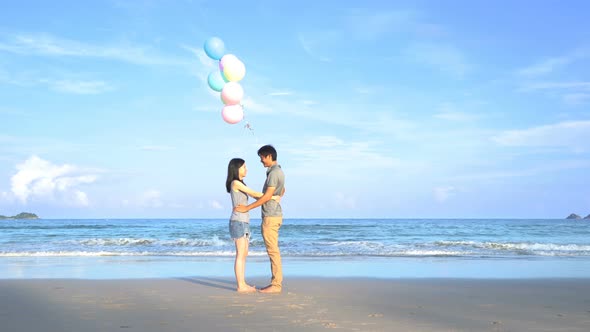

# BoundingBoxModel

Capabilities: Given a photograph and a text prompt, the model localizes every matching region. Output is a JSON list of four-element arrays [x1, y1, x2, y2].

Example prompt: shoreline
[[3, 255, 590, 279], [2, 277, 589, 331]]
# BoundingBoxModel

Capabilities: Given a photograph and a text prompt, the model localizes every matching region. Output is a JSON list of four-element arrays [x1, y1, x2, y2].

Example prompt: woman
[[226, 158, 280, 293]]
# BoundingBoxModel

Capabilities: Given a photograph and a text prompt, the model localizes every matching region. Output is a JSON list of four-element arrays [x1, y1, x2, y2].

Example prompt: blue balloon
[[207, 71, 226, 92], [203, 37, 225, 60]]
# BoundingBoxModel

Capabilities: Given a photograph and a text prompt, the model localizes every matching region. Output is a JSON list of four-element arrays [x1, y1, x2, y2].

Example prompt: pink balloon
[[221, 104, 244, 124], [221, 82, 244, 105]]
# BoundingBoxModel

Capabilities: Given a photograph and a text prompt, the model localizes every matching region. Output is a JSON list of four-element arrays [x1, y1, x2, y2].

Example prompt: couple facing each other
[[225, 145, 285, 294]]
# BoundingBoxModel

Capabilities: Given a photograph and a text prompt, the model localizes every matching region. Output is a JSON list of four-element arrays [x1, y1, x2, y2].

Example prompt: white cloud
[[404, 43, 470, 78], [518, 81, 590, 92], [122, 189, 165, 208], [345, 9, 417, 41], [193, 103, 221, 113], [73, 190, 89, 206], [247, 92, 417, 138], [241, 96, 273, 113], [139, 190, 163, 208], [0, 33, 190, 67], [448, 160, 590, 182], [0, 191, 12, 203], [285, 136, 400, 176], [518, 81, 590, 105], [140, 145, 175, 151], [563, 93, 590, 105], [351, 82, 387, 95], [434, 111, 473, 121], [1, 72, 113, 94], [297, 33, 332, 62], [123, 190, 185, 209], [415, 23, 448, 38], [308, 136, 343, 148], [209, 200, 223, 210], [354, 86, 375, 95], [515, 49, 590, 105], [492, 120, 590, 150], [8, 155, 97, 206], [433, 186, 455, 203], [296, 9, 419, 62], [333, 192, 356, 209], [517, 49, 589, 77], [268, 91, 293, 96], [433, 102, 479, 121], [182, 45, 216, 69], [42, 79, 113, 94], [0, 107, 29, 116], [518, 56, 573, 77]]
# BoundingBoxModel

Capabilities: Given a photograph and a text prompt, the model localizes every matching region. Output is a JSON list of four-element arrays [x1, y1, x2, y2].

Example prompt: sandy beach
[[1, 277, 589, 331]]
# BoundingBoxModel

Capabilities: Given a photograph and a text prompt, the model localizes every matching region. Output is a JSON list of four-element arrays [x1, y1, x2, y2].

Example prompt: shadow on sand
[[176, 277, 236, 291]]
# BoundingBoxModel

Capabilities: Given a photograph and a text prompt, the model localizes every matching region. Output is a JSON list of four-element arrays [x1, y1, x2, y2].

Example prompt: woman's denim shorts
[[229, 220, 251, 239]]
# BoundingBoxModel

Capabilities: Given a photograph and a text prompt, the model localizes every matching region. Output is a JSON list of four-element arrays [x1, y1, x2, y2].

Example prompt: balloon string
[[241, 108, 259, 147]]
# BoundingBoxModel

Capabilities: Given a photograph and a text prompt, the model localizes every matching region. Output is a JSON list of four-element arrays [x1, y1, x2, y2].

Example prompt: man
[[234, 145, 285, 293]]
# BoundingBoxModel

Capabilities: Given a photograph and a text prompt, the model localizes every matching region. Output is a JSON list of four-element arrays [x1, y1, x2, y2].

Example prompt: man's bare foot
[[259, 285, 281, 293], [237, 284, 257, 293]]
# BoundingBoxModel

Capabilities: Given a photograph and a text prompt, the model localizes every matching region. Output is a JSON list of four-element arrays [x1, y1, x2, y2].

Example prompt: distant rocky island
[[566, 213, 590, 220], [0, 212, 39, 220]]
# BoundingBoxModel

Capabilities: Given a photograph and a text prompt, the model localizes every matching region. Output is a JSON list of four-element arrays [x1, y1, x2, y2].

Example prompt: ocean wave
[[287, 250, 471, 257], [314, 240, 386, 249], [434, 241, 590, 253], [0, 250, 468, 257], [391, 250, 470, 256], [0, 248, 587, 258], [2, 241, 589, 258], [69, 236, 229, 247], [1, 225, 119, 230], [76, 238, 156, 246], [311, 241, 466, 256], [0, 251, 268, 257]]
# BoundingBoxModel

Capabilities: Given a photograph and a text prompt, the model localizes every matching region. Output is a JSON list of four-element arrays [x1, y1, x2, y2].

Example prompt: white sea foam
[[0, 251, 268, 257], [70, 236, 229, 247], [434, 240, 590, 253]]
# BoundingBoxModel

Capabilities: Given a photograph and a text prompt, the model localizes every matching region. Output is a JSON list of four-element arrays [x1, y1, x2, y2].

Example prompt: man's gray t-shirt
[[262, 164, 285, 218]]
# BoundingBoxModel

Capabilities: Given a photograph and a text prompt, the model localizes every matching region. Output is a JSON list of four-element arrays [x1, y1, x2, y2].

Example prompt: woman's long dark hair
[[226, 158, 245, 193]]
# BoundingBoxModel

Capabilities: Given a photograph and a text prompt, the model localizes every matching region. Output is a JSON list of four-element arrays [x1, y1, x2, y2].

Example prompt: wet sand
[[1, 277, 589, 331]]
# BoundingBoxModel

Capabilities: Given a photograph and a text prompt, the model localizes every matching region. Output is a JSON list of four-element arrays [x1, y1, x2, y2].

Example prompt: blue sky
[[1, 0, 589, 219]]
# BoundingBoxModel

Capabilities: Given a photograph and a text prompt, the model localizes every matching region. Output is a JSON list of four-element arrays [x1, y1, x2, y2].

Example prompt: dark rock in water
[[566, 213, 582, 219], [0, 212, 39, 220], [14, 212, 39, 219]]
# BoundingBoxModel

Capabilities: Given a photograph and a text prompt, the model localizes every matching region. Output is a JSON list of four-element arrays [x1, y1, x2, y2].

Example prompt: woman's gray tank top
[[230, 181, 249, 222]]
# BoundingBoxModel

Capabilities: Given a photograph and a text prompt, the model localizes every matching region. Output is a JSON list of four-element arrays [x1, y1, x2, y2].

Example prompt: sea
[[1, 218, 590, 279]]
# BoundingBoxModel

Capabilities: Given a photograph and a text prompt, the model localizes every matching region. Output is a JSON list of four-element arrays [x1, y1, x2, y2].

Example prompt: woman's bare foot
[[237, 284, 257, 293]]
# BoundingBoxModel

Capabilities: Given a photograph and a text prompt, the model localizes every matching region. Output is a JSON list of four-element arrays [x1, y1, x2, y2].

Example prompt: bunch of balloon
[[203, 37, 247, 125]]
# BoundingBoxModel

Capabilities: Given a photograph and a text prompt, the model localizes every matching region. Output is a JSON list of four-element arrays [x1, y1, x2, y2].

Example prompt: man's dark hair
[[258, 145, 277, 161]]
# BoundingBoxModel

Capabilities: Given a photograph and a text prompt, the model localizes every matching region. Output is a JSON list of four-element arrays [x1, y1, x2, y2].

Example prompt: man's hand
[[234, 205, 249, 213]]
